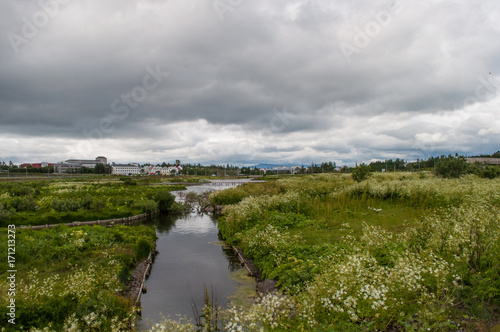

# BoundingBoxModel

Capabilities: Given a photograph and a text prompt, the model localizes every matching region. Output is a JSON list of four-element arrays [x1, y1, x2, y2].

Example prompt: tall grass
[[205, 174, 500, 331], [0, 224, 157, 331]]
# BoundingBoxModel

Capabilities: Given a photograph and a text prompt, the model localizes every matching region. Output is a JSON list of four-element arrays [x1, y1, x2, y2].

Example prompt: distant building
[[20, 162, 55, 168], [141, 165, 182, 175], [54, 156, 108, 173], [162, 166, 181, 175], [65, 156, 107, 168], [111, 163, 141, 175], [53, 162, 82, 174], [466, 158, 500, 165], [142, 165, 162, 175]]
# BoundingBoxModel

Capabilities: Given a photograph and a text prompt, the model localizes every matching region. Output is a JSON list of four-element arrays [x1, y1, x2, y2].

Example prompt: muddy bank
[[232, 246, 278, 295]]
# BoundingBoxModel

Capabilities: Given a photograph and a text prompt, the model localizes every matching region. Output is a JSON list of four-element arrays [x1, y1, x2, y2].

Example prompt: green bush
[[10, 185, 34, 196], [9, 196, 38, 211], [51, 197, 81, 212], [483, 165, 500, 178], [351, 164, 371, 182], [154, 189, 176, 212], [80, 195, 105, 211], [121, 177, 137, 185], [167, 201, 191, 214], [134, 199, 158, 213], [435, 155, 468, 178], [469, 163, 500, 179], [0, 204, 15, 221]]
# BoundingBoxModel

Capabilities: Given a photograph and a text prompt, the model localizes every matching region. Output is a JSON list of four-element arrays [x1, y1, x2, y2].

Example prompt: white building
[[142, 165, 182, 175], [161, 166, 181, 175], [142, 165, 161, 175], [111, 163, 141, 175]]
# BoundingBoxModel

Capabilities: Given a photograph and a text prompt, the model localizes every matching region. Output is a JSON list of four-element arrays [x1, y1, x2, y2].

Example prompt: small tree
[[435, 155, 468, 178], [154, 189, 176, 212], [94, 163, 106, 174], [352, 164, 371, 182]]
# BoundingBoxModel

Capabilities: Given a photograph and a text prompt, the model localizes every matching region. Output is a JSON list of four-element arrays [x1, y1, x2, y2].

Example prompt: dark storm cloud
[[0, 0, 499, 164]]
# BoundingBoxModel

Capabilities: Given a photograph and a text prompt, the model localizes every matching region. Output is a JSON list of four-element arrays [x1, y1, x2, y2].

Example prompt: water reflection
[[222, 246, 244, 272], [143, 213, 176, 233], [173, 213, 217, 236]]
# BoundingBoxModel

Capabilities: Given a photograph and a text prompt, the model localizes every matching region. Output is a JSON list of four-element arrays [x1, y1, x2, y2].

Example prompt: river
[[137, 179, 253, 330]]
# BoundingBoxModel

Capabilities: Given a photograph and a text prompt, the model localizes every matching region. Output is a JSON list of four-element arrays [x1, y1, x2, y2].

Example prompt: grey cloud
[[1, 0, 499, 164]]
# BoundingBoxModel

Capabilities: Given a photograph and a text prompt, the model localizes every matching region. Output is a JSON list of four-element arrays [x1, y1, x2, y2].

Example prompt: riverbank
[[124, 246, 157, 307]]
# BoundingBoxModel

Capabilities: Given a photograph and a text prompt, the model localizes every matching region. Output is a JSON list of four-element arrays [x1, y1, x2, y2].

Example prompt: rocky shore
[[123, 249, 157, 307]]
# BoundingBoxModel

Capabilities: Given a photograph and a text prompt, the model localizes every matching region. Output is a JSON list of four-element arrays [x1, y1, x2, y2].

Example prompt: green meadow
[[203, 173, 500, 331]]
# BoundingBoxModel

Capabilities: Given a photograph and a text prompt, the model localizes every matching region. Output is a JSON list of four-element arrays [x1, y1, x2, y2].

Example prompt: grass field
[[205, 173, 500, 331], [1, 173, 499, 331], [0, 176, 187, 227]]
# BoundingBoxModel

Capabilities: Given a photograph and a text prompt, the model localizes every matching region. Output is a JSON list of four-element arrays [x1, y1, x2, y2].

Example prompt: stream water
[[137, 180, 253, 330]]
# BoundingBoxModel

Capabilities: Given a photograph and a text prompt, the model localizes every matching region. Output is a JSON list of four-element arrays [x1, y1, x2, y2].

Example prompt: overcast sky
[[1, 0, 499, 166]]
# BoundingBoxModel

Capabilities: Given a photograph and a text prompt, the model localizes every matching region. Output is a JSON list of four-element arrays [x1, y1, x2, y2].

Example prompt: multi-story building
[[142, 165, 182, 175], [54, 156, 108, 173], [111, 163, 141, 175], [64, 156, 107, 168]]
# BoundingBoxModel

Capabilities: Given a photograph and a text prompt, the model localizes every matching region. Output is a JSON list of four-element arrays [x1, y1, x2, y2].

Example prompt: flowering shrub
[[208, 174, 500, 331], [219, 191, 301, 241], [0, 225, 156, 331], [223, 292, 296, 331]]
